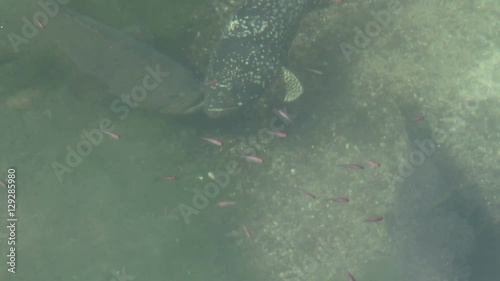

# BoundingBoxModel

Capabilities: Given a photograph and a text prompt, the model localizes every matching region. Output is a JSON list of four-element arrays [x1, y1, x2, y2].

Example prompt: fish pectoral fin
[[282, 67, 303, 102]]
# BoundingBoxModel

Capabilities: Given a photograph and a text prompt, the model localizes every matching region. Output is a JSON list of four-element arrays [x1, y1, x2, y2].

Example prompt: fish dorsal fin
[[282, 67, 303, 102]]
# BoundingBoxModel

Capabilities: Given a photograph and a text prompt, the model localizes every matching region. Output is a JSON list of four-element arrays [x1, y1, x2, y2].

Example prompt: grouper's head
[[202, 52, 276, 118], [202, 34, 280, 118]]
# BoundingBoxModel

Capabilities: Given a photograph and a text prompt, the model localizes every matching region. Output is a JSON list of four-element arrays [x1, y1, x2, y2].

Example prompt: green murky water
[[0, 0, 499, 280]]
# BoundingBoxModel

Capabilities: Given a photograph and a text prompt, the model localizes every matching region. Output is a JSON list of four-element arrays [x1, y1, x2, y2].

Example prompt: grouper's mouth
[[176, 93, 206, 115], [203, 105, 240, 118], [174, 93, 240, 118], [201, 85, 244, 118]]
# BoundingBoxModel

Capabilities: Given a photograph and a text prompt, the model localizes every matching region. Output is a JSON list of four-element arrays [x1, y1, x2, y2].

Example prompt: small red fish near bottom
[[242, 155, 264, 163], [347, 271, 356, 281], [366, 215, 383, 222], [269, 131, 287, 138], [103, 130, 121, 140], [202, 137, 223, 146], [302, 191, 317, 199], [243, 225, 253, 239], [303, 68, 323, 75], [158, 176, 177, 182], [328, 197, 349, 203], [364, 160, 381, 167], [339, 164, 364, 170], [277, 109, 293, 123], [36, 19, 46, 29], [206, 79, 218, 86], [411, 116, 425, 122], [217, 201, 236, 207]]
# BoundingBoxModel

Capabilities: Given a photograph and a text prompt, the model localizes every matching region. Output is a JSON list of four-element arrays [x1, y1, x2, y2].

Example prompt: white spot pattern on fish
[[203, 0, 320, 118]]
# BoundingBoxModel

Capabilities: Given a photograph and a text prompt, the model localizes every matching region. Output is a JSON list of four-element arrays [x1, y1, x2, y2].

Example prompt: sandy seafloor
[[0, 0, 499, 280]]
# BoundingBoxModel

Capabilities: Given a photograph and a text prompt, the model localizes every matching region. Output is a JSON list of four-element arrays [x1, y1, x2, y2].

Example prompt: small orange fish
[[36, 19, 46, 29], [206, 79, 218, 86], [339, 164, 364, 170], [304, 68, 323, 75], [217, 201, 236, 207], [277, 109, 293, 123], [302, 191, 316, 199], [202, 137, 223, 146], [269, 131, 287, 138], [243, 225, 253, 239], [158, 176, 177, 182], [411, 116, 425, 122], [242, 155, 264, 164], [103, 130, 121, 140], [366, 215, 383, 222], [364, 160, 381, 167], [328, 197, 349, 203], [347, 271, 356, 281]]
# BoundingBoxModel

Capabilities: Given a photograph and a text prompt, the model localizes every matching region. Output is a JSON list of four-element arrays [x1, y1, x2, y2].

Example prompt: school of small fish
[[140, 103, 406, 280]]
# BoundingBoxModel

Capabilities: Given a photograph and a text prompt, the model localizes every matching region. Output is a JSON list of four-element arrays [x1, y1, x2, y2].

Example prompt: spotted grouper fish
[[203, 0, 321, 118]]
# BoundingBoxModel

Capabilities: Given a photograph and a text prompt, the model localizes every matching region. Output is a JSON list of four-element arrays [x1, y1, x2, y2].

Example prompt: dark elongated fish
[[203, 0, 320, 118], [42, 7, 204, 115]]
